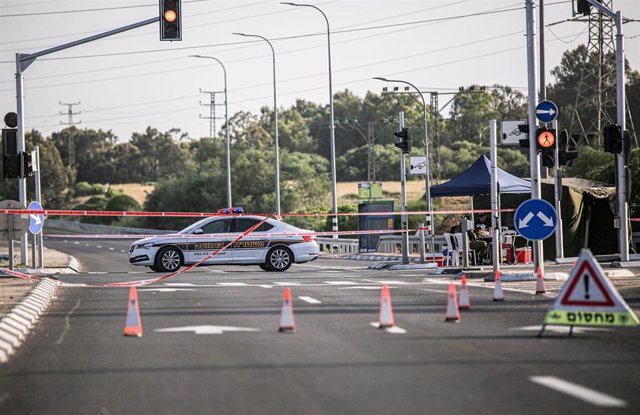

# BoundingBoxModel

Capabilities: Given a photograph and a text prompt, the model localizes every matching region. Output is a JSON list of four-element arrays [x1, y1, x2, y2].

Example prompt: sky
[[0, 0, 638, 142]]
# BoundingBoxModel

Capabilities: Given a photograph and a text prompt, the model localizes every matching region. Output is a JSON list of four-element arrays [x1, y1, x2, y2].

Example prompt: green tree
[[129, 127, 191, 181]]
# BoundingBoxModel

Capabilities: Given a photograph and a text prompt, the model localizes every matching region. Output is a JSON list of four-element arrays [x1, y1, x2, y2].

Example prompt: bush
[[72, 181, 108, 197]]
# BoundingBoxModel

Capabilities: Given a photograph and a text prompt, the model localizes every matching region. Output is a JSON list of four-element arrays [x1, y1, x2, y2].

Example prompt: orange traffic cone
[[278, 287, 296, 332], [493, 270, 504, 302], [535, 266, 547, 294], [459, 275, 471, 310], [445, 282, 460, 322], [124, 286, 143, 337], [378, 285, 395, 328]]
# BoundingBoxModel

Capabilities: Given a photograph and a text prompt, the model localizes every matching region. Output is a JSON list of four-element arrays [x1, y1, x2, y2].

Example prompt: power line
[[0, 5, 526, 65], [0, 0, 211, 18]]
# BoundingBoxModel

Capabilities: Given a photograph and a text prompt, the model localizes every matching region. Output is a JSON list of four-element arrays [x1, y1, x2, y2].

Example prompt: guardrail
[[45, 219, 174, 235], [316, 237, 359, 254]]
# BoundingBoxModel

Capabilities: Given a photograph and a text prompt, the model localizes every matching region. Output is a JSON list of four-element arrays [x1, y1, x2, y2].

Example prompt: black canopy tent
[[430, 155, 531, 197]]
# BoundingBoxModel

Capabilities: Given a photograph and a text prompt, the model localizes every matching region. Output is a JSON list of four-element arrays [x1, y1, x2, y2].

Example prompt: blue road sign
[[535, 100, 558, 123], [514, 199, 557, 241], [27, 201, 44, 235]]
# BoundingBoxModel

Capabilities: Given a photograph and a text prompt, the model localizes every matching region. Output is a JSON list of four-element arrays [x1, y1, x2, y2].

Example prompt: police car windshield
[[178, 218, 211, 234]]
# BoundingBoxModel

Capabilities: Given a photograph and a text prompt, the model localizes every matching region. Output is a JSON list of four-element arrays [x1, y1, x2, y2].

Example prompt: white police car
[[129, 209, 319, 272]]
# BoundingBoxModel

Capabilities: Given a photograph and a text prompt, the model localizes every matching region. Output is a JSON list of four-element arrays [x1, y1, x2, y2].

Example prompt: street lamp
[[191, 54, 232, 209], [281, 2, 338, 238], [374, 77, 432, 236], [233, 32, 281, 215]]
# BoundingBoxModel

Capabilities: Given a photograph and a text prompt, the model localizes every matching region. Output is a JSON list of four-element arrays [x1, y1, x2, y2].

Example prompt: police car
[[129, 208, 319, 272]]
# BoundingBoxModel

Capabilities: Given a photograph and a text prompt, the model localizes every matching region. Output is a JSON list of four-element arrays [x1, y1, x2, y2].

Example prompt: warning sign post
[[540, 249, 639, 337]]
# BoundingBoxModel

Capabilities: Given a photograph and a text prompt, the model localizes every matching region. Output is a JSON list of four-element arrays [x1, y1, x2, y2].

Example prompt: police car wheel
[[155, 246, 183, 272], [259, 264, 272, 272], [149, 265, 161, 272], [266, 246, 292, 272]]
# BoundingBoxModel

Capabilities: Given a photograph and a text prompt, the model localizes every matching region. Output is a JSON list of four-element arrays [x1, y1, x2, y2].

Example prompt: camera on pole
[[160, 0, 182, 41], [394, 127, 410, 153], [536, 127, 556, 168]]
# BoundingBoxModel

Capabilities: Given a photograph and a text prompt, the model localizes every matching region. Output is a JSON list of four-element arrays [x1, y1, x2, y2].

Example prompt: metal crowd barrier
[[316, 237, 359, 254]]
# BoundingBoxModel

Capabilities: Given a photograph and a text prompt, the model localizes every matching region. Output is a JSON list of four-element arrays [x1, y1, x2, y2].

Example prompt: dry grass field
[[105, 181, 470, 213]]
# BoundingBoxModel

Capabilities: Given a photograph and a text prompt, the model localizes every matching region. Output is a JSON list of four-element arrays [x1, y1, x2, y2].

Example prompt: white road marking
[[73, 241, 79, 245], [369, 322, 407, 334], [512, 325, 610, 334], [217, 282, 248, 287], [422, 277, 553, 296], [155, 325, 260, 335], [137, 288, 196, 292], [120, 250, 126, 253], [420, 288, 450, 294], [273, 282, 303, 286], [341, 286, 387, 290], [55, 300, 81, 345], [164, 283, 195, 286], [529, 376, 626, 407], [298, 296, 322, 304], [109, 247, 115, 251], [96, 245, 102, 249], [322, 281, 357, 285], [85, 244, 90, 247], [368, 280, 410, 285]]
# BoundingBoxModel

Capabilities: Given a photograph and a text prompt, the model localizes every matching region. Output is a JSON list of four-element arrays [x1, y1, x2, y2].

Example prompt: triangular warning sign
[[544, 249, 639, 328], [560, 260, 615, 307]]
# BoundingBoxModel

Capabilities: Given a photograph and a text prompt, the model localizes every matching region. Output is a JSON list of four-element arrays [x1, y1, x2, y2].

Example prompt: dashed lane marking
[[322, 281, 358, 285], [54, 300, 81, 345], [512, 325, 611, 334], [273, 282, 303, 286], [298, 296, 322, 304], [217, 282, 249, 287], [341, 286, 388, 290], [529, 376, 626, 407]]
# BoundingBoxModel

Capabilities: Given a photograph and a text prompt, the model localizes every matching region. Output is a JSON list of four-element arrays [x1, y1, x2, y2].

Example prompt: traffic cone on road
[[459, 275, 471, 310], [445, 282, 460, 322], [124, 286, 143, 337], [535, 266, 547, 295], [278, 287, 296, 332], [493, 270, 505, 302], [378, 285, 395, 328]]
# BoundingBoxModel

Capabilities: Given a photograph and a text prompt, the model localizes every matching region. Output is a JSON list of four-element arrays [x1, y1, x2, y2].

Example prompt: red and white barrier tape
[[1, 207, 515, 218]]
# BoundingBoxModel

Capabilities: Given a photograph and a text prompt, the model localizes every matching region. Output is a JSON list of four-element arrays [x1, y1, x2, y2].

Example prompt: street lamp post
[[281, 2, 338, 238], [374, 77, 432, 237], [233, 32, 281, 215], [191, 54, 232, 209]]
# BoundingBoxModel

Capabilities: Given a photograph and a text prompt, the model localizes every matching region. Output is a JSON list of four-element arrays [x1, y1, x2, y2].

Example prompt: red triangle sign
[[560, 260, 614, 307]]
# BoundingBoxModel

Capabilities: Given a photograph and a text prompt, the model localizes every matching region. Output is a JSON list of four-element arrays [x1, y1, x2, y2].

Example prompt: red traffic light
[[536, 128, 555, 149], [160, 0, 181, 41]]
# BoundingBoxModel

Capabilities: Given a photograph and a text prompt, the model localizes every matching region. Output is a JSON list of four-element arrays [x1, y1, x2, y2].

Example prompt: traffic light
[[2, 128, 20, 179], [557, 129, 578, 166], [536, 127, 556, 168], [517, 123, 530, 148], [21, 151, 33, 178], [394, 128, 410, 153], [603, 124, 623, 154], [576, 0, 592, 15], [160, 0, 181, 41]]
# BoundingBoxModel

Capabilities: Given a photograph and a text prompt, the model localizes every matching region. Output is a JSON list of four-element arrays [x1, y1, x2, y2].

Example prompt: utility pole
[[59, 101, 81, 168], [199, 89, 223, 138]]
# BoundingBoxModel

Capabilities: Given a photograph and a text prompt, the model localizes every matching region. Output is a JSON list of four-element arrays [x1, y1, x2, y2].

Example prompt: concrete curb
[[0, 278, 60, 363], [14, 254, 80, 275]]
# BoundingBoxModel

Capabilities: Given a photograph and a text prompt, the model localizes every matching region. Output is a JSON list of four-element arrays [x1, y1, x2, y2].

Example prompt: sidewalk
[[0, 239, 76, 318]]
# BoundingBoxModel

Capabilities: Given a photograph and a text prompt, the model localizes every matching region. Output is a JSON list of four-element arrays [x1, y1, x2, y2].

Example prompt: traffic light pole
[[14, 16, 159, 265], [552, 120, 564, 259], [526, 0, 543, 273], [399, 111, 409, 265]]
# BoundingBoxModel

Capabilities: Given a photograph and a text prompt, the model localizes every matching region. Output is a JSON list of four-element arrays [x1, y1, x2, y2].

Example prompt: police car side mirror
[[193, 228, 203, 235]]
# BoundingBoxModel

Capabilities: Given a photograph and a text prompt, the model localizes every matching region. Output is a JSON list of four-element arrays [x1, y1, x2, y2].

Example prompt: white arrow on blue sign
[[535, 100, 558, 123], [27, 201, 44, 235], [514, 199, 557, 241]]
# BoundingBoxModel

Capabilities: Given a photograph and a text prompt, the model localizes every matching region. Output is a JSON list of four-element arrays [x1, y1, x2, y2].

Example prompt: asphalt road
[[0, 237, 639, 414]]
